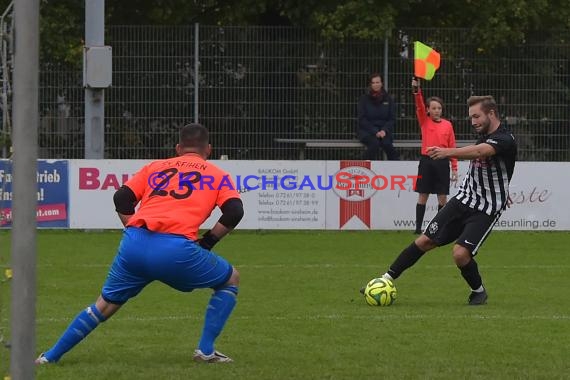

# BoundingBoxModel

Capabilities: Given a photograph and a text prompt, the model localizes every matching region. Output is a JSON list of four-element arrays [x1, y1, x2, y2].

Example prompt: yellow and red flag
[[414, 41, 440, 80]]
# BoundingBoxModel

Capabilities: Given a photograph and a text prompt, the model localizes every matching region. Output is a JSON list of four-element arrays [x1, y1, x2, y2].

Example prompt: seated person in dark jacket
[[357, 73, 400, 160]]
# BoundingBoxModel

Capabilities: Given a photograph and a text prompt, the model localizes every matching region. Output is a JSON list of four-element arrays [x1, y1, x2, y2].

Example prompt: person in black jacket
[[357, 73, 400, 160]]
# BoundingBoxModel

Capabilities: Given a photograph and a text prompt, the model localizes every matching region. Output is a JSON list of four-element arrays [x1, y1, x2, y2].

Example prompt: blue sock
[[198, 285, 238, 355], [44, 304, 106, 362]]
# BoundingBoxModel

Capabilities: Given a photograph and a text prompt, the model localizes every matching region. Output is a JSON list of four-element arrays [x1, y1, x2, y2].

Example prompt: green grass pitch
[[1, 230, 569, 379]]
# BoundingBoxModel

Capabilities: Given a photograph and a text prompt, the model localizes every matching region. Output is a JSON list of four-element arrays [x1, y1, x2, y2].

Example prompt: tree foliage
[[39, 0, 84, 66], [0, 0, 567, 62], [1, 0, 567, 160]]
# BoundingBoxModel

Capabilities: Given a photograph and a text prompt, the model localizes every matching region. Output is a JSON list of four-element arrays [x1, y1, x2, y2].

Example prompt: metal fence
[[18, 26, 570, 160]]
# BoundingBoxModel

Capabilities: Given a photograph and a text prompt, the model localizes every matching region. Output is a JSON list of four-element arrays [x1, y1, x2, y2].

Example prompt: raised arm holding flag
[[410, 42, 458, 234]]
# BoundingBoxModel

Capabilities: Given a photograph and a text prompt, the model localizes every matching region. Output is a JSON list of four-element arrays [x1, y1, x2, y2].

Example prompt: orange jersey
[[124, 154, 240, 240], [414, 89, 458, 171]]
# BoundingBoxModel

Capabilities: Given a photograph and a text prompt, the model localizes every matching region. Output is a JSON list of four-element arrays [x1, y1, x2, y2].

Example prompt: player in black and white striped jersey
[[454, 121, 516, 216], [362, 95, 517, 305]]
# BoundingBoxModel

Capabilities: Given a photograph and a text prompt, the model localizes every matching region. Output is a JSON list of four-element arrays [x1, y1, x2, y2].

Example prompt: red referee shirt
[[414, 89, 458, 171]]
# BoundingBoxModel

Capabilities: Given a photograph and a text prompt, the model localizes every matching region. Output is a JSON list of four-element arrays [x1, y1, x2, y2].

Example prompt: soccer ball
[[363, 277, 397, 306]]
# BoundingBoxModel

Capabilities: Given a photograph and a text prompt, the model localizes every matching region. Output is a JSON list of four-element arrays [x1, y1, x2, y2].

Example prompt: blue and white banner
[[0, 160, 69, 227]]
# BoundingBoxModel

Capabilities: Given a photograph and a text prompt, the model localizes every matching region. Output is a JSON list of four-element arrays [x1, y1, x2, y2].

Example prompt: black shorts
[[414, 155, 450, 195], [424, 198, 502, 255]]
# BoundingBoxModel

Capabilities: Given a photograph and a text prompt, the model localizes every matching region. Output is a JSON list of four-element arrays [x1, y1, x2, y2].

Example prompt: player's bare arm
[[117, 213, 131, 227], [427, 143, 496, 160], [198, 198, 244, 250]]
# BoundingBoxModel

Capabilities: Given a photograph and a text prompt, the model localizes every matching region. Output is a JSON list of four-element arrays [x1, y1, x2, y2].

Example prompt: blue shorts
[[101, 227, 233, 304]]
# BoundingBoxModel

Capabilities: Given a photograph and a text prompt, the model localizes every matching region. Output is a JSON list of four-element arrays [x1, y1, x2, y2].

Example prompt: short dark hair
[[426, 96, 444, 108], [179, 123, 209, 149], [368, 72, 383, 83], [467, 95, 499, 116]]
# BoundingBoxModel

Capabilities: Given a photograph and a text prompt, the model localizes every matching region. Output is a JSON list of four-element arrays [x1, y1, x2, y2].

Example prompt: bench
[[274, 138, 473, 159]]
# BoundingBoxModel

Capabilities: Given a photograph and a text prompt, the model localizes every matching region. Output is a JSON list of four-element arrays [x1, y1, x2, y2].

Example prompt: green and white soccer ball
[[363, 277, 397, 306]]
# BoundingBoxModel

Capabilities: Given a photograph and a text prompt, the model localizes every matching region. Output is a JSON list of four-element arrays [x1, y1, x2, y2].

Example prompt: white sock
[[382, 273, 394, 281], [472, 285, 484, 293]]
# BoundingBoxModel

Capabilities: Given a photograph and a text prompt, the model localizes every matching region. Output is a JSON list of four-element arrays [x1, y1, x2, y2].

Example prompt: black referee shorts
[[414, 155, 450, 195], [423, 198, 501, 255]]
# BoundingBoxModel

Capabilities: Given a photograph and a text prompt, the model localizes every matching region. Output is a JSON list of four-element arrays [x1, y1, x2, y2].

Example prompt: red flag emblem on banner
[[338, 160, 372, 228]]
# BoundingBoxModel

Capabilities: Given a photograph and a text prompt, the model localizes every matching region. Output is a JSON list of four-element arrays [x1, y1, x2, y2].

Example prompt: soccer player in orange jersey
[[37, 123, 244, 364]]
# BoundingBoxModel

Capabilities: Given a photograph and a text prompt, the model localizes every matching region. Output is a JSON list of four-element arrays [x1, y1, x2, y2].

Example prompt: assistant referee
[[412, 77, 458, 234]]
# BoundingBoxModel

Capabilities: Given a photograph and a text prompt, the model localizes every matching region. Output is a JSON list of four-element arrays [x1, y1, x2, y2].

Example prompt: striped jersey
[[455, 125, 517, 215]]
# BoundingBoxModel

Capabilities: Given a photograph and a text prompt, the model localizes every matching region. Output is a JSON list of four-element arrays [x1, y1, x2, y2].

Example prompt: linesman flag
[[414, 41, 440, 80]]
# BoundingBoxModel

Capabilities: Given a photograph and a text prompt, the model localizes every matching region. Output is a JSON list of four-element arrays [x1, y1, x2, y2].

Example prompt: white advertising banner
[[69, 160, 570, 231], [201, 161, 327, 229], [325, 160, 436, 230], [69, 160, 149, 228], [68, 160, 328, 229], [497, 162, 568, 230], [324, 160, 569, 231]]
